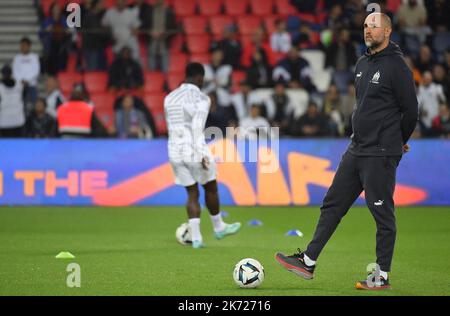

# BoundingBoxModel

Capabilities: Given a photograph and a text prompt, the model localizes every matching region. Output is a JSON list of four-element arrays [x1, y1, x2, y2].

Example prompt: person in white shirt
[[45, 76, 66, 118], [0, 65, 25, 137], [203, 49, 233, 107], [230, 80, 261, 121], [12, 37, 40, 113], [417, 71, 446, 128], [238, 104, 272, 140], [270, 19, 291, 53], [101, 0, 141, 62], [164, 62, 241, 249]]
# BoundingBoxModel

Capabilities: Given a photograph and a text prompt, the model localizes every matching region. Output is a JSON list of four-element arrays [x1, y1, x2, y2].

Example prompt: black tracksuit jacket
[[348, 41, 419, 156]]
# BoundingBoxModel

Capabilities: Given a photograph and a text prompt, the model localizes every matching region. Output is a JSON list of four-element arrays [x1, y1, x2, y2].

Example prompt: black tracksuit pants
[[305, 151, 401, 272]]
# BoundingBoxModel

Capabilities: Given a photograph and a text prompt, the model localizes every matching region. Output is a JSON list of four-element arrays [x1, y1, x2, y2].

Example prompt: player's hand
[[403, 144, 410, 153], [201, 157, 210, 170]]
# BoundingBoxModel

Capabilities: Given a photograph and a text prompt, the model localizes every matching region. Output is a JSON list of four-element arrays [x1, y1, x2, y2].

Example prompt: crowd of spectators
[[0, 0, 450, 139]]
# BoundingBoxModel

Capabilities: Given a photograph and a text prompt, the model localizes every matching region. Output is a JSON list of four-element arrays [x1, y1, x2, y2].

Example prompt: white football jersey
[[164, 83, 211, 162]]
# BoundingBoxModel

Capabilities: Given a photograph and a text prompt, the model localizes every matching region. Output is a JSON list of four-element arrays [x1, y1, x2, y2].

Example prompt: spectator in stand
[[115, 94, 152, 139], [417, 71, 446, 130], [397, 0, 431, 44], [264, 80, 294, 135], [45, 76, 66, 118], [341, 81, 356, 136], [239, 105, 272, 140], [444, 49, 450, 73], [292, 24, 318, 50], [241, 28, 273, 69], [433, 64, 450, 101], [230, 80, 261, 122], [101, 0, 141, 62], [140, 0, 178, 73], [270, 19, 291, 54], [114, 94, 157, 137], [415, 45, 435, 73], [0, 65, 25, 137], [431, 103, 450, 138], [57, 89, 107, 138], [272, 47, 316, 92], [12, 37, 40, 113], [210, 25, 242, 69], [203, 49, 232, 107], [72, 82, 93, 105], [81, 0, 110, 71], [246, 49, 272, 89], [205, 91, 228, 136], [324, 4, 350, 31], [39, 2, 71, 74], [404, 55, 422, 85], [25, 98, 57, 138], [289, 102, 329, 137], [425, 0, 450, 32], [322, 84, 344, 137], [108, 46, 144, 91], [289, 0, 316, 14], [325, 28, 357, 94]]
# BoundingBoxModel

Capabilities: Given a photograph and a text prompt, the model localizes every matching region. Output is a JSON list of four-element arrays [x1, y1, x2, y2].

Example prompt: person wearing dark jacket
[[275, 13, 419, 291], [108, 46, 144, 91], [25, 98, 57, 138]]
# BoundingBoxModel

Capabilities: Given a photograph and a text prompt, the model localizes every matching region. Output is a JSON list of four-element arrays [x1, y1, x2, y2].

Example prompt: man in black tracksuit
[[275, 13, 419, 290]]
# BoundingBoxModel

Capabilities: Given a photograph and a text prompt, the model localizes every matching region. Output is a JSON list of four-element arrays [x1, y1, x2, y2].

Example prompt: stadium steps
[[0, 0, 41, 68]]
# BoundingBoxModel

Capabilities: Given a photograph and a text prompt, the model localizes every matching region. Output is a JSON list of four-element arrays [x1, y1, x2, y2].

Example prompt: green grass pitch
[[0, 206, 449, 296]]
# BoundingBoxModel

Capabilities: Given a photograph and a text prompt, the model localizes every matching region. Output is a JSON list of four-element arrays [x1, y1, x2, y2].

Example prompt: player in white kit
[[164, 62, 241, 249]]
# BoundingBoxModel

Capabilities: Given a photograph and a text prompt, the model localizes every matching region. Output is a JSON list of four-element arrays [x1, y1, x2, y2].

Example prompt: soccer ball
[[233, 258, 265, 288], [175, 223, 192, 245]]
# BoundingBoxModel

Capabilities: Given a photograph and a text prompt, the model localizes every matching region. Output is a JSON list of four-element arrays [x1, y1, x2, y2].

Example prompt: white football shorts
[[170, 159, 217, 187]]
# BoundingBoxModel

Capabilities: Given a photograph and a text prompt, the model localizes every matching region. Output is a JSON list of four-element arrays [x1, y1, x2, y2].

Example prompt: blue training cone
[[285, 229, 304, 237], [248, 219, 263, 226]]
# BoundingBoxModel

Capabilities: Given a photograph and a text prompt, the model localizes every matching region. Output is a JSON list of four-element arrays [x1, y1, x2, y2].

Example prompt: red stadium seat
[[186, 35, 211, 54], [250, 0, 274, 16], [144, 72, 165, 94], [209, 16, 235, 37], [145, 93, 168, 135], [57, 72, 83, 96], [144, 93, 166, 114], [144, 93, 166, 113], [237, 16, 262, 36], [224, 0, 249, 16], [298, 13, 317, 25], [198, 0, 223, 16], [168, 53, 188, 73], [173, 0, 197, 17], [83, 72, 108, 93], [231, 70, 247, 92], [190, 53, 211, 65], [169, 35, 184, 54], [263, 16, 279, 34], [239, 35, 253, 48], [167, 72, 184, 91], [90, 92, 115, 111], [183, 16, 208, 35], [275, 0, 297, 16]]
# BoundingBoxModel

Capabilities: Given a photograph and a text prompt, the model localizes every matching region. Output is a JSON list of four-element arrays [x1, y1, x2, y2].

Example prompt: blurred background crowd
[[0, 0, 449, 139]]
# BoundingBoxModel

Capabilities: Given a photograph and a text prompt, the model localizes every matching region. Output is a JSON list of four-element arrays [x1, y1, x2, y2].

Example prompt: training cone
[[55, 251, 75, 259], [285, 229, 304, 237], [248, 219, 263, 226]]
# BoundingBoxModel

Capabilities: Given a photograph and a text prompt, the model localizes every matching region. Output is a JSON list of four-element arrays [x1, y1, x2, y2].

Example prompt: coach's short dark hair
[[185, 62, 205, 78], [20, 37, 31, 46]]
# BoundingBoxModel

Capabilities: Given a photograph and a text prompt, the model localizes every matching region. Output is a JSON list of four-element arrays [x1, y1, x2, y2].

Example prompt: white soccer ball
[[233, 258, 265, 288], [175, 223, 192, 245]]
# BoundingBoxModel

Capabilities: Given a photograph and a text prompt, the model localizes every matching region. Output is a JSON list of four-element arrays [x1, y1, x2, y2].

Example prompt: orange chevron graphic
[[92, 139, 428, 206]]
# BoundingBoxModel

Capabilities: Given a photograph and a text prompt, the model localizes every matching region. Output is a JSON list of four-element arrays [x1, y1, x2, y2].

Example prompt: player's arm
[[191, 96, 210, 165], [393, 58, 419, 151]]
